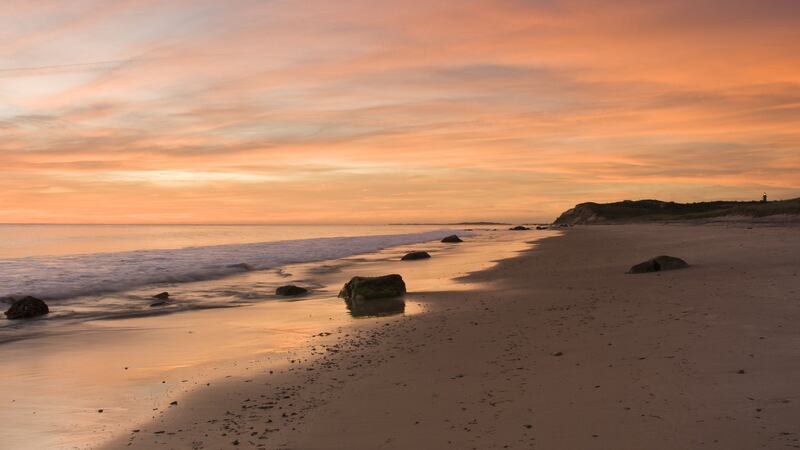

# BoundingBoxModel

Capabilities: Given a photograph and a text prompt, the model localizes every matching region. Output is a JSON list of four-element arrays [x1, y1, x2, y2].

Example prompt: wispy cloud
[[1, 0, 798, 223]]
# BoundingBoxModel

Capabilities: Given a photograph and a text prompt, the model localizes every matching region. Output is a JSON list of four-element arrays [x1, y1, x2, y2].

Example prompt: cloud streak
[[0, 0, 798, 223]]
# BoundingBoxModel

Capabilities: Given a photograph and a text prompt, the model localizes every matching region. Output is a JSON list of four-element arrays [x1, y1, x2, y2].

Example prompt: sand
[[0, 229, 536, 450], [105, 224, 800, 449]]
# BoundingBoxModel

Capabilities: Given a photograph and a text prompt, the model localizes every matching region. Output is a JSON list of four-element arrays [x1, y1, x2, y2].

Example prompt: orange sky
[[1, 0, 798, 223]]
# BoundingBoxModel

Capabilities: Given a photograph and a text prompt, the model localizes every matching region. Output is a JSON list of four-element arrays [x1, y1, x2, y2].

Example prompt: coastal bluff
[[553, 198, 800, 225]]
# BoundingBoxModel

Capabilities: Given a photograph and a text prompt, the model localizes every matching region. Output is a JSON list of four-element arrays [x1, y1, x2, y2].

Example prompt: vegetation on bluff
[[554, 198, 800, 225]]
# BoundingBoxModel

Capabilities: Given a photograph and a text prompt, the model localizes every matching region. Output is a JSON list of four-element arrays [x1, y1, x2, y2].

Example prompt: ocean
[[0, 223, 544, 449], [0, 224, 458, 329]]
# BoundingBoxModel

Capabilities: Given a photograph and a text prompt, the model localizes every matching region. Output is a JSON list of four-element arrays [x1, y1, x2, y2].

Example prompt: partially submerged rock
[[276, 285, 309, 296], [4, 296, 49, 320], [338, 274, 406, 302], [401, 251, 431, 261], [509, 225, 530, 231], [149, 292, 171, 307], [628, 255, 690, 274], [441, 235, 463, 243], [346, 297, 405, 318]]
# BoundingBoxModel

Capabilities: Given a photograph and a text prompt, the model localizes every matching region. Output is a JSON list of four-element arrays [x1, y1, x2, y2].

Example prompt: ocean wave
[[0, 230, 457, 301]]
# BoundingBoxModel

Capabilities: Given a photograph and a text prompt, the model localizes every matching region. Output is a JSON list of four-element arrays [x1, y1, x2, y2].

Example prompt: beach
[[0, 226, 539, 449], [100, 223, 800, 449], [5, 1, 798, 448]]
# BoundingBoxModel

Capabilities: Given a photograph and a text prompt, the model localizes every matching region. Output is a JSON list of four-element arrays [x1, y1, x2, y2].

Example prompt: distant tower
[[762, 192, 768, 202]]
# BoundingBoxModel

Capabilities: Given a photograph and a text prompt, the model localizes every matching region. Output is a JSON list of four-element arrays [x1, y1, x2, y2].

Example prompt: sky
[[1, 0, 798, 224]]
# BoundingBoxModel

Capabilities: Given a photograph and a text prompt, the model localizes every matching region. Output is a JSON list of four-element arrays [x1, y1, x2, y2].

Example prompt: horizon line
[[0, 221, 540, 226]]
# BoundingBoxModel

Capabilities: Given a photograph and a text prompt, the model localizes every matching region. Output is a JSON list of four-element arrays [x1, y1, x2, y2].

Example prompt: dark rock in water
[[628, 255, 690, 274], [339, 274, 406, 302], [4, 296, 49, 320], [509, 225, 530, 231], [152, 292, 170, 300], [149, 301, 169, 307], [441, 235, 463, 243], [275, 285, 309, 296], [227, 263, 252, 271], [536, 226, 548, 230], [401, 251, 431, 261], [346, 297, 405, 318]]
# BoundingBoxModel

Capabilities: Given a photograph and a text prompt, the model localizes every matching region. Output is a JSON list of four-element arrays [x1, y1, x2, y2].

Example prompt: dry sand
[[106, 224, 800, 450]]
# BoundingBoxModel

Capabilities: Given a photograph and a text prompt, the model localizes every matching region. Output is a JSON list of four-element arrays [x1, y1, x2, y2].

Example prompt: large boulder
[[509, 225, 530, 231], [338, 274, 406, 302], [276, 285, 308, 296], [441, 235, 463, 243], [628, 255, 690, 274], [401, 251, 431, 261], [4, 296, 49, 320]]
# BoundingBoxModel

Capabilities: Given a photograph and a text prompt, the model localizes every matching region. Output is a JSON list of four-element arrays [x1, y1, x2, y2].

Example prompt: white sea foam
[[0, 230, 458, 301]]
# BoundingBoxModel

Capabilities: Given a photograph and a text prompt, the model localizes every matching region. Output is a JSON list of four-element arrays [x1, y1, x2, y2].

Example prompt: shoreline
[[107, 223, 800, 449], [0, 228, 542, 450]]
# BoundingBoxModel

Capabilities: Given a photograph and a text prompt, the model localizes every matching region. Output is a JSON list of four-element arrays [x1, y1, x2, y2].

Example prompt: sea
[[0, 223, 548, 449], [0, 224, 459, 331]]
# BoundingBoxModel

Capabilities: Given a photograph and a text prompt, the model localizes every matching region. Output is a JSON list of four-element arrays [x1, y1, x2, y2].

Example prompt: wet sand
[[104, 223, 800, 450], [0, 229, 538, 450]]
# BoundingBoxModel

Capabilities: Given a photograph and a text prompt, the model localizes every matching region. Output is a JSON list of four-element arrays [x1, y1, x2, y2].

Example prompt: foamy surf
[[0, 230, 459, 302]]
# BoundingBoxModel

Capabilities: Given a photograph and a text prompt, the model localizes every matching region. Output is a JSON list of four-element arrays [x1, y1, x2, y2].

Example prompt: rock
[[401, 251, 431, 261], [536, 226, 548, 230], [338, 274, 406, 302], [275, 285, 308, 296], [150, 292, 170, 307], [337, 274, 409, 317], [226, 263, 252, 271], [4, 296, 49, 320], [346, 297, 405, 317], [441, 235, 463, 243], [551, 351, 563, 356], [628, 255, 689, 274], [509, 225, 530, 231]]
